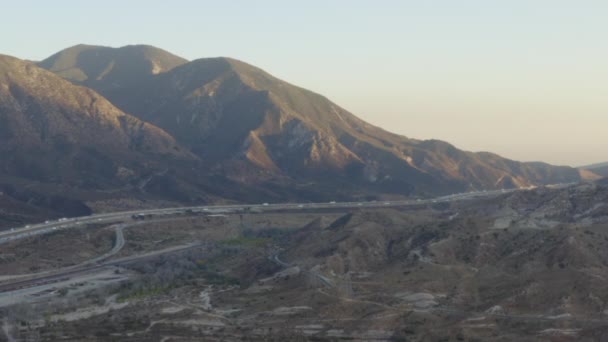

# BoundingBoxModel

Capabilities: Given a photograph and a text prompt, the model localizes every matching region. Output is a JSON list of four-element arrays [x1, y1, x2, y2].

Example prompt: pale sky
[[2, 0, 607, 166]]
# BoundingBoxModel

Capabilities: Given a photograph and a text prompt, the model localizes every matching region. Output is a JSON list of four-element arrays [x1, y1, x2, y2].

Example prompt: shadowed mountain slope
[[0, 54, 209, 215], [88, 55, 586, 195]]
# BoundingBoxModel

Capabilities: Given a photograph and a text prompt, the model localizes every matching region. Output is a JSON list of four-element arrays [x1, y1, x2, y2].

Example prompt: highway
[[0, 183, 581, 314], [0, 240, 203, 295], [86, 224, 125, 265], [0, 186, 529, 296], [0, 187, 533, 246]]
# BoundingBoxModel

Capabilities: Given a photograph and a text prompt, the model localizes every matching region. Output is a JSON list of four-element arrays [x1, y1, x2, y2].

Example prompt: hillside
[[0, 54, 200, 216], [581, 162, 608, 177], [37, 44, 187, 102], [55, 51, 586, 196]]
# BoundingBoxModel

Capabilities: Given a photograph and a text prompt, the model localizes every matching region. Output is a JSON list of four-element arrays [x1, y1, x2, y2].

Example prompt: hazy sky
[[2, 0, 606, 166]]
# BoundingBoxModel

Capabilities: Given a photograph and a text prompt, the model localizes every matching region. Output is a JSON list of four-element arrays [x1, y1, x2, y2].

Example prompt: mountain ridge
[[580, 162, 608, 177], [35, 45, 595, 198], [0, 53, 208, 218]]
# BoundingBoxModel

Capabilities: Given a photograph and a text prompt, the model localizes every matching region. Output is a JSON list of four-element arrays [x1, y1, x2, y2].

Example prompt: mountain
[[580, 162, 608, 177], [41, 47, 588, 196], [35, 44, 595, 199], [0, 54, 203, 217], [0, 53, 191, 181], [38, 44, 187, 103]]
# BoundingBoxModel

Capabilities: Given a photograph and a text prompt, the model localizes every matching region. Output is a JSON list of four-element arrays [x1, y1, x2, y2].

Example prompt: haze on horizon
[[3, 0, 606, 167]]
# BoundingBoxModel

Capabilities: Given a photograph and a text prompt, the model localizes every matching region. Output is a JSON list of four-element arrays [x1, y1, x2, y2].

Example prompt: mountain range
[[0, 44, 599, 220], [580, 162, 608, 177]]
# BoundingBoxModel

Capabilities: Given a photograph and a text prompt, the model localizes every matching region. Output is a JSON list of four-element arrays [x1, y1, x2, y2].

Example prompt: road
[[0, 182, 587, 324], [0, 223, 129, 283], [0, 241, 203, 295], [0, 187, 526, 297], [0, 216, 200, 289], [88, 224, 125, 265], [0, 186, 543, 246]]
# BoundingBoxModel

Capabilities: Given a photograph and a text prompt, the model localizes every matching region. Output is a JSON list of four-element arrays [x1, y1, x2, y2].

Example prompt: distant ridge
[[0, 53, 203, 216]]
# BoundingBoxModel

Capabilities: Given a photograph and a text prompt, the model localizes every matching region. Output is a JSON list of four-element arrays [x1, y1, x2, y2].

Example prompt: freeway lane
[[0, 224, 126, 283], [0, 184, 568, 246], [0, 241, 204, 295], [0, 215, 199, 284]]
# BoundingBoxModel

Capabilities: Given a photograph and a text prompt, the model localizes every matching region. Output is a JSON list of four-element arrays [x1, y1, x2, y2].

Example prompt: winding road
[[0, 184, 573, 305]]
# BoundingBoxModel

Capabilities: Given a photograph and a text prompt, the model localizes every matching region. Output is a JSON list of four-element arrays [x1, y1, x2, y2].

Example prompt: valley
[[2, 182, 608, 341], [1, 3, 606, 341]]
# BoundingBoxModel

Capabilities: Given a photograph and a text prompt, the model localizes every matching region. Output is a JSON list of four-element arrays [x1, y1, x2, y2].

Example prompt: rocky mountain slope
[[0, 43, 585, 210], [42, 47, 588, 196], [0, 54, 203, 217], [0, 53, 194, 180]]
